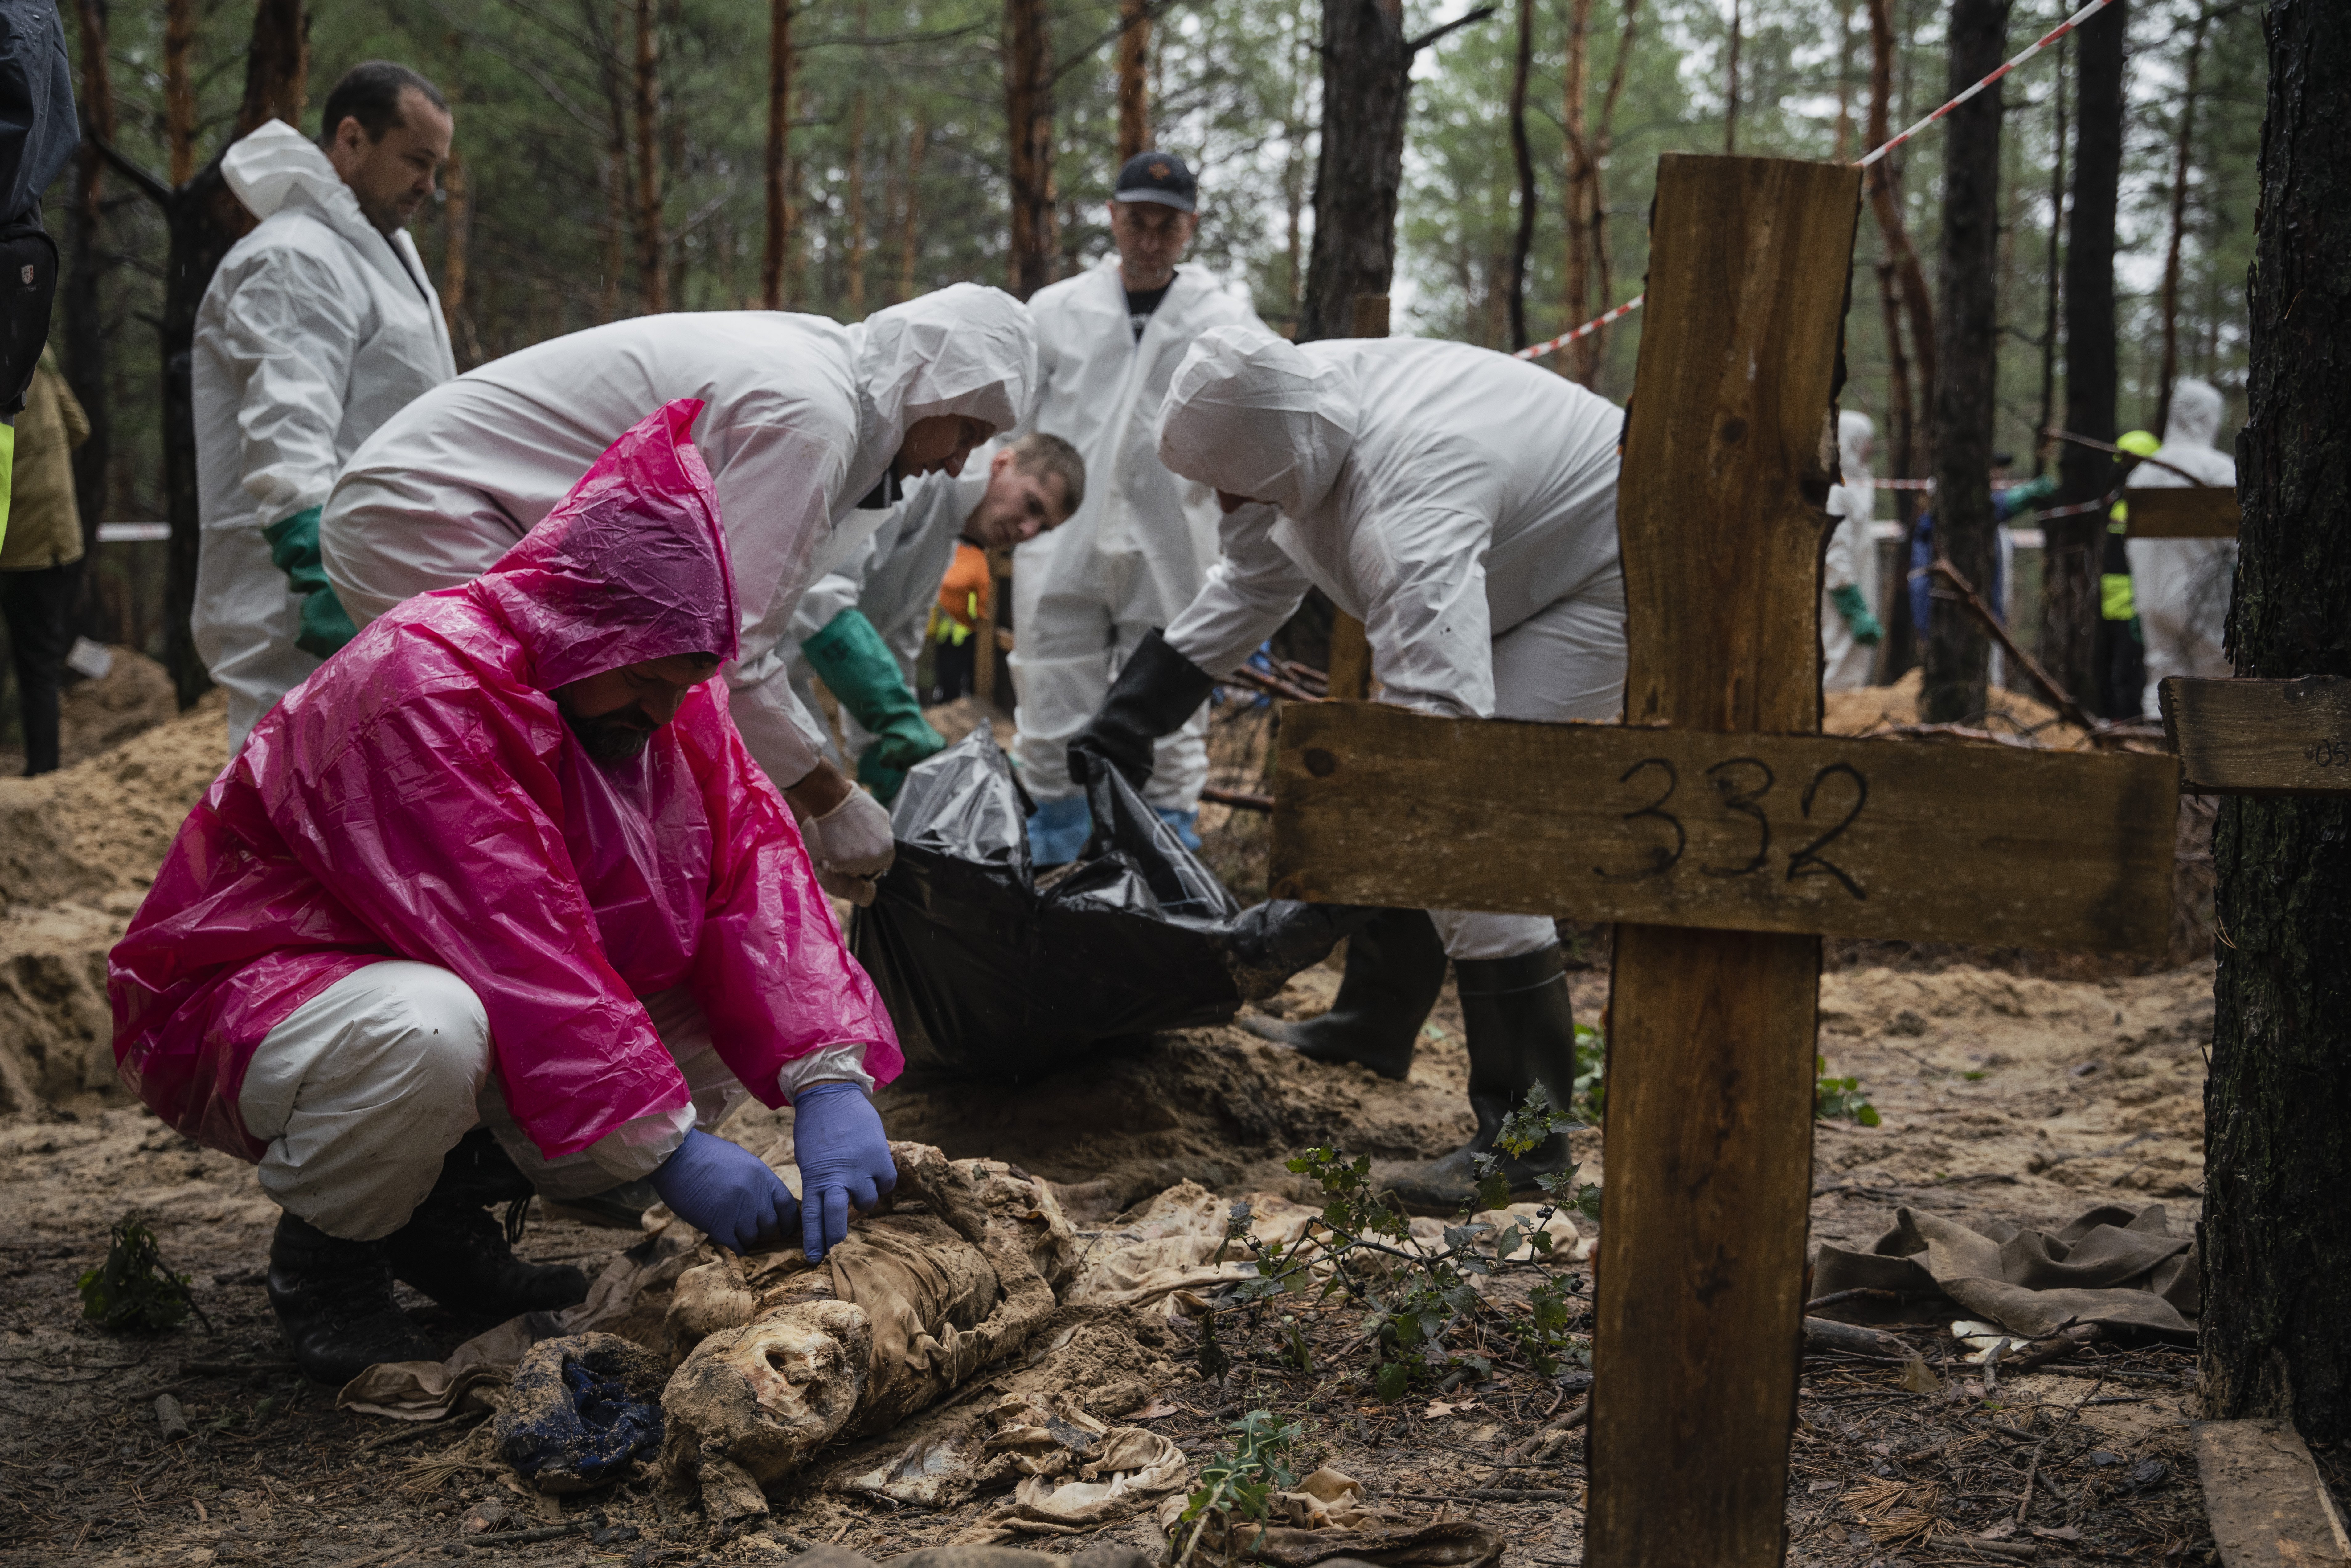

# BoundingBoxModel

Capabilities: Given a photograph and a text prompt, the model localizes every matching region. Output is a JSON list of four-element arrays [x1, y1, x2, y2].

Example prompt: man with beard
[[109, 405, 902, 1381]]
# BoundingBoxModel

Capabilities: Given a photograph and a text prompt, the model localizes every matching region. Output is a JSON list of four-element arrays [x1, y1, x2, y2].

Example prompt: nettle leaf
[[1473, 1172, 1513, 1214], [1376, 1361, 1412, 1401]]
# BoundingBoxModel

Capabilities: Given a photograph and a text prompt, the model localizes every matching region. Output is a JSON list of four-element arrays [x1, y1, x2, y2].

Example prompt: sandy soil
[[0, 698, 2222, 1566]]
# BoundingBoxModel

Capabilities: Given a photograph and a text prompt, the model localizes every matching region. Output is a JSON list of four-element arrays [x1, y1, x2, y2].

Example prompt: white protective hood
[[1157, 325, 1359, 520], [223, 119, 377, 238], [848, 283, 1038, 505], [1838, 409, 1876, 483]]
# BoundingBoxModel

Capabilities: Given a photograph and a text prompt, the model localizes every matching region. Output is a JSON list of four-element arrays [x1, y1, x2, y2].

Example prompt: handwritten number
[[1593, 758, 1686, 882], [1788, 762, 1868, 901], [1700, 757, 1775, 878]]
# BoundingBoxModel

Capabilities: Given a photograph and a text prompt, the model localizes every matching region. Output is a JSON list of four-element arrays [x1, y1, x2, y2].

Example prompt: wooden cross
[[1264, 154, 2182, 1566]]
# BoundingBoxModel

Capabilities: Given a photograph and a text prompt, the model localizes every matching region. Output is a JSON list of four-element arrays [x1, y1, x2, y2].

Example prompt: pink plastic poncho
[[109, 400, 903, 1163]]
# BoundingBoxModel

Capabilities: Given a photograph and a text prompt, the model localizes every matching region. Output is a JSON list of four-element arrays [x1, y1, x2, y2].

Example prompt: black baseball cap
[[1114, 150, 1197, 213]]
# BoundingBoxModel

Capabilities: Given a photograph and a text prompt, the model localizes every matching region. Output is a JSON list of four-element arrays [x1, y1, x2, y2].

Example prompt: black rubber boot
[[266, 1213, 440, 1384], [540, 1178, 661, 1230], [381, 1130, 590, 1320], [1067, 628, 1218, 790], [1243, 907, 1448, 1079], [1378, 943, 1579, 1215]]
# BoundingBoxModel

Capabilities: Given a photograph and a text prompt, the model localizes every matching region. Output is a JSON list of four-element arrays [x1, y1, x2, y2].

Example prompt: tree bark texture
[[65, 0, 113, 577], [1003, 0, 1057, 301], [1876, 257, 1921, 677], [1922, 0, 2009, 726], [1300, 0, 1408, 343], [763, 0, 790, 309], [1505, 0, 1535, 350], [633, 0, 666, 313], [2155, 14, 2206, 438], [2043, 0, 2124, 710], [1559, 0, 1591, 371], [1117, 0, 1150, 162], [1577, 0, 1639, 383], [2202, 0, 2351, 1448]]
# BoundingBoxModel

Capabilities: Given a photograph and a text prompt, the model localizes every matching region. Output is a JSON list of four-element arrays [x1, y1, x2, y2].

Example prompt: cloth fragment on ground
[[1155, 1466, 1504, 1568], [336, 1229, 697, 1419], [490, 1332, 667, 1490], [1808, 1202, 2198, 1341], [833, 1390, 1186, 1539]]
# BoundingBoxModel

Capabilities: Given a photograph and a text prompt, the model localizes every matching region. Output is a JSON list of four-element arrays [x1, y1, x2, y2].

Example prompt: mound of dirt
[[0, 692, 227, 1112], [1824, 665, 2087, 747]]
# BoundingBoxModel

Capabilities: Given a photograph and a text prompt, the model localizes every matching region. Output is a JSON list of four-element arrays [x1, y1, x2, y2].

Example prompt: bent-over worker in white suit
[[1009, 150, 1266, 863], [783, 431, 1084, 801], [2126, 378, 2238, 718], [191, 64, 457, 754], [320, 283, 1036, 903], [1067, 326, 1628, 1214]]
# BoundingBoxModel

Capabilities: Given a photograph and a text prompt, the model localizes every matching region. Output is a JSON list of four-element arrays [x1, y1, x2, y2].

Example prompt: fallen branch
[[1925, 557, 2105, 741], [1804, 1317, 1912, 1358], [452, 1522, 588, 1551], [2000, 1323, 2103, 1375], [1200, 786, 1273, 813], [1391, 1487, 1578, 1503]]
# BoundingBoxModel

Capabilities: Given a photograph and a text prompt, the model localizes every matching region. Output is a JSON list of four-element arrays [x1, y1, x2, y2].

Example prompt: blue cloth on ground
[[1027, 798, 1201, 865]]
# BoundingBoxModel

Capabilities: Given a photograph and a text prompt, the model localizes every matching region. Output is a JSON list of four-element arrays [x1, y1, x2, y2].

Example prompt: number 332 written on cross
[[1594, 756, 1869, 899]]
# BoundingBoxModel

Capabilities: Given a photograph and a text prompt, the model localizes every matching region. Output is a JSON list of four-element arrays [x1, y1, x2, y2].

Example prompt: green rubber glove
[[2002, 473, 2058, 512], [801, 607, 943, 802], [1828, 583, 1883, 647], [263, 506, 359, 659]]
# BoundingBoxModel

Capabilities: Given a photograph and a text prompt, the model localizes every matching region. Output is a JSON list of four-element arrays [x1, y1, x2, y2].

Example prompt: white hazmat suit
[[321, 285, 1035, 801], [1822, 410, 1881, 692], [1156, 328, 1627, 961], [192, 119, 457, 754], [1010, 260, 1263, 849], [2126, 378, 2237, 717], [784, 466, 982, 762]]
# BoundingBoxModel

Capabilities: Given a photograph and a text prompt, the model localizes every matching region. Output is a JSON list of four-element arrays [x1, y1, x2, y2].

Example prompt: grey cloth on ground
[[1807, 1202, 2199, 1340]]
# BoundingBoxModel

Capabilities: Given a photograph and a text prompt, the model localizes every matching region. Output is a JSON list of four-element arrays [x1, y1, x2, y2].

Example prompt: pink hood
[[109, 402, 901, 1162]]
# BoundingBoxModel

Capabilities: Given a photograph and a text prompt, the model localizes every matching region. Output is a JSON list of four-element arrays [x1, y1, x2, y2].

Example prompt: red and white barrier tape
[[1512, 0, 2112, 364]]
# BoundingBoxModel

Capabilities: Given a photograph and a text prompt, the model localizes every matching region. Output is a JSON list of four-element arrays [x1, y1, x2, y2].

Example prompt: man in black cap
[[1006, 149, 1267, 866]]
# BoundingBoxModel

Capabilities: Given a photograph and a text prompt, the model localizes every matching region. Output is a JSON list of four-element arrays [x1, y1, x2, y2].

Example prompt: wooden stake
[[1587, 152, 1858, 1568]]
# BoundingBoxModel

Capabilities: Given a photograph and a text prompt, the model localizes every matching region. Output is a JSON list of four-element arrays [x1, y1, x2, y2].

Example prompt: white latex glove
[[807, 788, 895, 907]]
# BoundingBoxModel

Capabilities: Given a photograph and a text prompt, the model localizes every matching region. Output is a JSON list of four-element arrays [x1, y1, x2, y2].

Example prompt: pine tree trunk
[[2154, 14, 2205, 438], [2034, 35, 2065, 479], [896, 114, 925, 305], [1300, 0, 1408, 343], [763, 0, 790, 309], [64, 0, 113, 583], [2043, 0, 2123, 711], [1921, 0, 2009, 726], [164, 0, 196, 184], [2202, 0, 2351, 1447], [1866, 0, 1935, 679], [633, 0, 666, 313], [1116, 0, 1150, 161], [846, 83, 868, 317], [441, 149, 472, 364], [1721, 0, 1740, 153], [1003, 0, 1057, 301], [1559, 0, 1591, 369], [1505, 0, 1534, 351], [1579, 0, 1638, 383]]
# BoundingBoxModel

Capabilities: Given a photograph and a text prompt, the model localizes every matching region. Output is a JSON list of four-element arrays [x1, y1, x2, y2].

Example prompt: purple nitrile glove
[[792, 1082, 896, 1260], [649, 1129, 799, 1254]]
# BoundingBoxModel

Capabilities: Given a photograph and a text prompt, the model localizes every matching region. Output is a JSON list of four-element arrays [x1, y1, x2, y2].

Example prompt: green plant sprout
[[1217, 1086, 1599, 1403], [1173, 1408, 1305, 1568], [1815, 1056, 1882, 1126]]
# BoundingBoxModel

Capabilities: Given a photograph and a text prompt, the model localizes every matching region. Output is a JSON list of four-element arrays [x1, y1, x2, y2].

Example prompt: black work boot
[[380, 1130, 590, 1321], [1243, 906, 1448, 1079], [266, 1212, 441, 1384], [1378, 943, 1579, 1215]]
